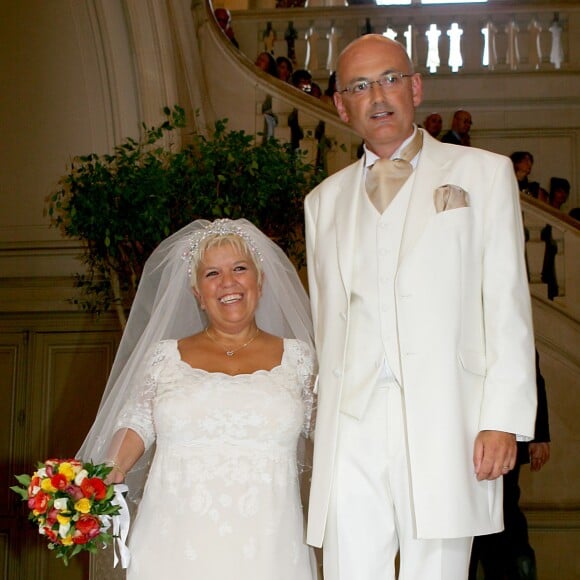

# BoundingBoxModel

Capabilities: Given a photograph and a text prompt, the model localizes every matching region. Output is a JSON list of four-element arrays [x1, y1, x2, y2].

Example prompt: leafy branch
[[48, 106, 325, 327]]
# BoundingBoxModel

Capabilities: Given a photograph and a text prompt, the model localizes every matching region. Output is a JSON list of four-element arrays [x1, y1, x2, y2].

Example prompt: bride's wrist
[[107, 459, 127, 478]]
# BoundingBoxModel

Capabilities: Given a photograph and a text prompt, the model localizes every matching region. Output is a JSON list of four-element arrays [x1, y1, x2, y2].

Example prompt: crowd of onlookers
[[254, 49, 339, 108]]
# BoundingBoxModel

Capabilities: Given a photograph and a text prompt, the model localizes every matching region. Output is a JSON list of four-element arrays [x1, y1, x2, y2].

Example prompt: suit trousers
[[323, 382, 472, 580]]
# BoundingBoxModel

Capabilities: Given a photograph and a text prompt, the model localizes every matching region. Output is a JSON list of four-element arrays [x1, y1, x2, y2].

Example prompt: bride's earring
[[192, 288, 205, 310]]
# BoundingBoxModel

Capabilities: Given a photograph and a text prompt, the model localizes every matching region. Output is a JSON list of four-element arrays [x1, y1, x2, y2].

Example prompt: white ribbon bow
[[100, 484, 131, 568]]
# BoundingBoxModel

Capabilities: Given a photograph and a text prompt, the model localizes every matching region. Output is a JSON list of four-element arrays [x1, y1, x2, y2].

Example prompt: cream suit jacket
[[305, 130, 537, 545]]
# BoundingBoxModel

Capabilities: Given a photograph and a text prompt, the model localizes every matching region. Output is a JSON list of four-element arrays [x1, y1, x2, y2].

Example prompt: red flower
[[28, 475, 41, 497], [44, 526, 58, 542], [73, 515, 101, 544], [29, 491, 50, 514], [50, 473, 68, 491], [81, 477, 107, 501]]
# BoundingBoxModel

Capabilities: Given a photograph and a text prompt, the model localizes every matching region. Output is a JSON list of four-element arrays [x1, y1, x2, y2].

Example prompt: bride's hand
[[106, 461, 127, 484]]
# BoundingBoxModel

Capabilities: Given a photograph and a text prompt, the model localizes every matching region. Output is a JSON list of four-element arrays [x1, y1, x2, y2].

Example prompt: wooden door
[[2, 319, 119, 580]]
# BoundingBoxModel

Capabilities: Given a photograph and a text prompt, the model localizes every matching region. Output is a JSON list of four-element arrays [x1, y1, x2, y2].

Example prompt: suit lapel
[[334, 159, 365, 297], [399, 131, 453, 265]]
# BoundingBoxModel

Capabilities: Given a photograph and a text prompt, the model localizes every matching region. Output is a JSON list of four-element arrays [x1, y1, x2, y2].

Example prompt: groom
[[305, 35, 537, 579]]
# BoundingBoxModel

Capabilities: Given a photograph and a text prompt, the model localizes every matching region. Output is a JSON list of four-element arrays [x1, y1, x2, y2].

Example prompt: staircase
[[106, 3, 580, 578]]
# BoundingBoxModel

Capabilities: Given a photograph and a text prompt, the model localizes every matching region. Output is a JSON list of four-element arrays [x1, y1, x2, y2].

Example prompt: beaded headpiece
[[182, 218, 264, 280]]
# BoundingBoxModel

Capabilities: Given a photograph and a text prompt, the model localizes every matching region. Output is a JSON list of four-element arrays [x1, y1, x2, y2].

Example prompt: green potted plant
[[48, 106, 325, 328]]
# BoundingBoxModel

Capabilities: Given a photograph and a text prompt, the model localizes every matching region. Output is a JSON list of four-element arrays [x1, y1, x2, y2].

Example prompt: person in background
[[441, 109, 473, 146], [320, 72, 337, 107], [213, 7, 239, 48], [276, 56, 294, 83], [510, 151, 548, 202], [540, 177, 570, 299], [470, 351, 550, 580], [255, 51, 278, 77], [292, 69, 321, 98], [547, 177, 570, 211], [422, 112, 442, 139], [305, 34, 536, 580]]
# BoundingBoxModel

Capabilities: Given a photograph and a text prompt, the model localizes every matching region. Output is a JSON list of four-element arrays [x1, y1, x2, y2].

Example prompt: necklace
[[205, 327, 261, 357]]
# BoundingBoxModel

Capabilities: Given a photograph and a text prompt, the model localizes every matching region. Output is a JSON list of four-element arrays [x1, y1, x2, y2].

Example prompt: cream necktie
[[365, 130, 423, 213]]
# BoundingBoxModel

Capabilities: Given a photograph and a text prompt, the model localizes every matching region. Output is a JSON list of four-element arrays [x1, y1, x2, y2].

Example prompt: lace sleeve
[[295, 339, 318, 439], [115, 342, 165, 451]]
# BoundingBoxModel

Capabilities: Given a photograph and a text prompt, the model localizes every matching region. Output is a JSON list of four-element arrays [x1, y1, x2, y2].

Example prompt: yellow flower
[[57, 514, 71, 525], [61, 535, 74, 546], [74, 498, 92, 514], [58, 462, 76, 482], [40, 478, 56, 493]]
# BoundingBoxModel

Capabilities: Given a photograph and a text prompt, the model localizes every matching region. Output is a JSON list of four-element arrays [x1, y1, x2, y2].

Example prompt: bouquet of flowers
[[10, 458, 126, 566]]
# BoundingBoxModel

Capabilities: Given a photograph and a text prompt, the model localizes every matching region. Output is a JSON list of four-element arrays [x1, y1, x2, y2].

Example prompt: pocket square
[[434, 184, 469, 212]]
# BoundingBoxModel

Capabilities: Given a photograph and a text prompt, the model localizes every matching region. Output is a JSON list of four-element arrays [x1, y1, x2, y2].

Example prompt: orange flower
[[80, 477, 107, 501], [30, 491, 50, 515]]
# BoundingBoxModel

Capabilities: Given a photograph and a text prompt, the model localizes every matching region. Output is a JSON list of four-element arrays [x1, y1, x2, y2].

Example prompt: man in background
[[442, 109, 473, 145], [213, 7, 239, 48], [423, 112, 442, 139]]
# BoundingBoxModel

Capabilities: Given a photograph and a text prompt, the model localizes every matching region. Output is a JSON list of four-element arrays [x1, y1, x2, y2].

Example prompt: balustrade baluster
[[528, 18, 542, 69], [425, 23, 441, 73], [549, 16, 564, 69], [447, 22, 464, 72]]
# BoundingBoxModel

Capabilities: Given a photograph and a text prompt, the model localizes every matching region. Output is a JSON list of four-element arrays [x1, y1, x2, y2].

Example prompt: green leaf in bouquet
[[13, 473, 31, 487], [10, 484, 28, 500]]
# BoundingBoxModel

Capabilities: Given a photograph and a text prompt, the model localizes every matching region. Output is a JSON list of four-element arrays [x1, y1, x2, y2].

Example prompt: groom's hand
[[473, 430, 516, 481]]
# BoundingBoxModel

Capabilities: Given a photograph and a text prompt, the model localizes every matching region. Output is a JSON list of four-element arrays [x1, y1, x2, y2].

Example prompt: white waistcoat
[[340, 175, 414, 419]]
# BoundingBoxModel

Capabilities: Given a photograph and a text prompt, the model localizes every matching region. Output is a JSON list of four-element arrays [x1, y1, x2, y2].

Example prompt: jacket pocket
[[459, 349, 486, 377]]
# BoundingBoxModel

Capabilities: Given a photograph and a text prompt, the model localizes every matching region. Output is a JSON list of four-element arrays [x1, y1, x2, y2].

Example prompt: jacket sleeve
[[478, 155, 537, 438]]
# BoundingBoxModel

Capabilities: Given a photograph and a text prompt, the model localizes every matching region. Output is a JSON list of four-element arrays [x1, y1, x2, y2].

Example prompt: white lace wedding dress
[[117, 338, 317, 580]]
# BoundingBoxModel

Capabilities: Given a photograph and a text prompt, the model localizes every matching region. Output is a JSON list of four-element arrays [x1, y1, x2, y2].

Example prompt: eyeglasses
[[338, 72, 414, 96]]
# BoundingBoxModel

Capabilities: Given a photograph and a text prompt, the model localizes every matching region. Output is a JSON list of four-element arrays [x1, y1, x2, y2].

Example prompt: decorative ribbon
[[101, 484, 131, 568]]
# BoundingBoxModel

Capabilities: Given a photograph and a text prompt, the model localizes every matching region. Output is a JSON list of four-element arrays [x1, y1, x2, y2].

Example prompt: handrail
[[520, 194, 579, 319], [521, 193, 580, 233]]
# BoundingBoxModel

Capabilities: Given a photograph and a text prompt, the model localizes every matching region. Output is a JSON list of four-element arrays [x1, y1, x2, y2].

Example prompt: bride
[[78, 219, 317, 579]]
